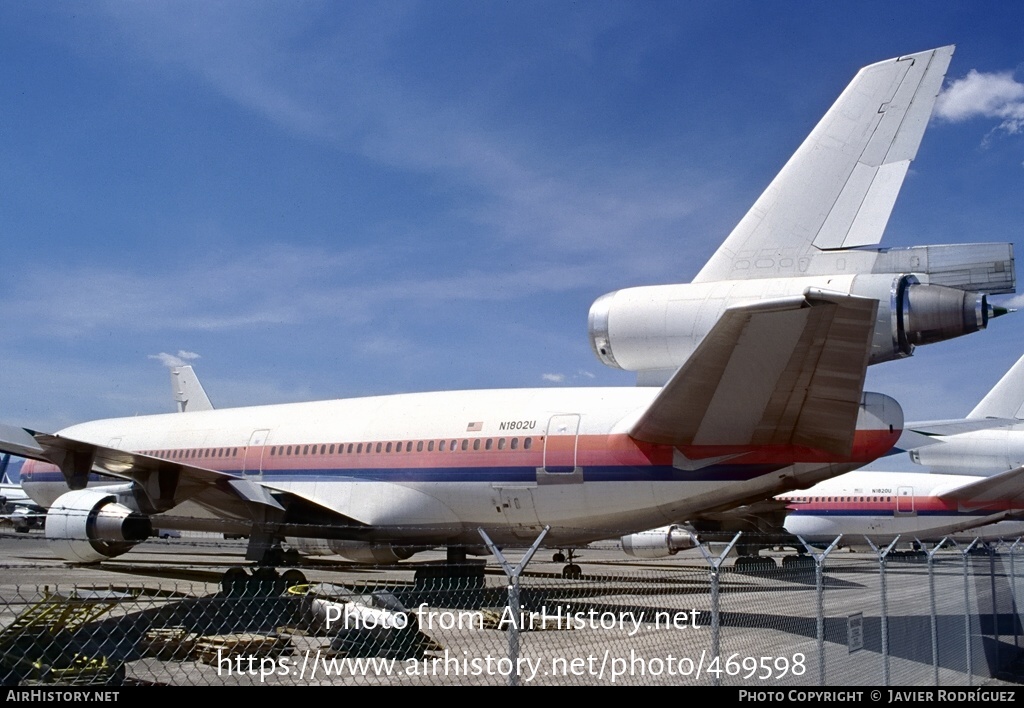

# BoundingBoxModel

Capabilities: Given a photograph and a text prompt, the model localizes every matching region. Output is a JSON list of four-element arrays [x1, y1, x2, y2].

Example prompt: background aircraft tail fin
[[968, 353, 1024, 420], [171, 365, 215, 413]]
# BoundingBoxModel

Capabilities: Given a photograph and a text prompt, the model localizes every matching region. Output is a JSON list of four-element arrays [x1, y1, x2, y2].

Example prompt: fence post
[[797, 535, 842, 685], [865, 536, 900, 686], [696, 532, 741, 686], [478, 526, 549, 686], [1011, 539, 1021, 651], [920, 537, 948, 686], [991, 541, 1003, 673], [949, 538, 979, 686]]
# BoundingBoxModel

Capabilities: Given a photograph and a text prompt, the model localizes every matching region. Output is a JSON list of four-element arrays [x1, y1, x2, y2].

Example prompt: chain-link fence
[[2, 534, 1023, 686]]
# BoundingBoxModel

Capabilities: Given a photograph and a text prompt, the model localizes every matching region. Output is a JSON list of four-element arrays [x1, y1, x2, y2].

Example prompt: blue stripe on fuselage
[[23, 463, 787, 484]]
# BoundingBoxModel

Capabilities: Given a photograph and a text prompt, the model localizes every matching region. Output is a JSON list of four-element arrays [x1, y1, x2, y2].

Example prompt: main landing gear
[[553, 549, 583, 579], [220, 566, 308, 596], [732, 554, 777, 571], [413, 547, 486, 588]]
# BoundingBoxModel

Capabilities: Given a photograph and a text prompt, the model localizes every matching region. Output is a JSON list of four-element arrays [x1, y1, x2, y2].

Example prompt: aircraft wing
[[694, 46, 954, 283], [0, 424, 369, 536], [903, 418, 1022, 436], [688, 498, 792, 535], [892, 417, 1021, 454], [937, 465, 1024, 510], [928, 511, 1024, 537], [629, 291, 878, 456]]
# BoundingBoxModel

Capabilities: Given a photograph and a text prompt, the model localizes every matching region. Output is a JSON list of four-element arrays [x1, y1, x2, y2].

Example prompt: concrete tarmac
[[0, 528, 1020, 686]]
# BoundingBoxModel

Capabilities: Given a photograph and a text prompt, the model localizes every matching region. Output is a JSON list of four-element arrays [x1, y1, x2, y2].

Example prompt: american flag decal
[[466, 421, 483, 432]]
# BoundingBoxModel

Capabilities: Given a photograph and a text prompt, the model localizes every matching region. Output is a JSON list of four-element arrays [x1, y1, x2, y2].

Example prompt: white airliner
[[779, 467, 1024, 547], [0, 46, 1014, 584], [620, 467, 1024, 562]]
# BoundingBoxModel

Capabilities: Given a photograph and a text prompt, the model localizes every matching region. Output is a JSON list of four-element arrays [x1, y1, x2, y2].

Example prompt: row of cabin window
[[269, 437, 535, 456], [785, 496, 893, 503], [140, 437, 536, 461], [140, 448, 239, 459]]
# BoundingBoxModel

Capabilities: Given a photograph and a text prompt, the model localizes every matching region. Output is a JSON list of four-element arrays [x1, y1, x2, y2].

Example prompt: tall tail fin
[[968, 353, 1024, 420], [170, 365, 215, 413]]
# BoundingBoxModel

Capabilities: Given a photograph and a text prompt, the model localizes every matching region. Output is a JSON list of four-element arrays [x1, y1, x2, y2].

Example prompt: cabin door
[[895, 486, 915, 515], [543, 415, 580, 474], [242, 429, 271, 479]]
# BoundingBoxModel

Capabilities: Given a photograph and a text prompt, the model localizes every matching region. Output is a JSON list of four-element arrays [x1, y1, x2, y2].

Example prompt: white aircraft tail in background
[[170, 364, 214, 413]]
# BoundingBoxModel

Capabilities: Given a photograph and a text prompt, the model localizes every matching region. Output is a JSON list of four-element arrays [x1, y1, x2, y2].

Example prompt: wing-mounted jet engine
[[45, 488, 152, 564], [589, 46, 1014, 385]]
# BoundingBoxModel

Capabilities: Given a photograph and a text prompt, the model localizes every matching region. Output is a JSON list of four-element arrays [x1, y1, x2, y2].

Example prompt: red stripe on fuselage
[[20, 427, 898, 479]]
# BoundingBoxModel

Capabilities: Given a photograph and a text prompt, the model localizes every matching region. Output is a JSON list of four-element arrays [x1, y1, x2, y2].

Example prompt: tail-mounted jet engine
[[590, 245, 1014, 380], [45, 489, 153, 563], [620, 525, 698, 559]]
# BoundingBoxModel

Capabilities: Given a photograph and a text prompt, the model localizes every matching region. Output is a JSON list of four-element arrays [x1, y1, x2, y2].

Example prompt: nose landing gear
[[553, 549, 582, 579]]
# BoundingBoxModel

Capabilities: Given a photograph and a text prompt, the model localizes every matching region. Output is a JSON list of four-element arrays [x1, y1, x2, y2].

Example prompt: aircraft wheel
[[252, 567, 282, 596], [562, 564, 583, 579], [552, 552, 566, 563], [281, 568, 307, 590], [222, 567, 249, 596], [736, 556, 776, 571], [782, 555, 814, 569]]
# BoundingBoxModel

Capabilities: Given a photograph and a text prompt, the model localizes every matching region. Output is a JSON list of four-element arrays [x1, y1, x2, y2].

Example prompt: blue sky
[[1, 2, 1023, 441]]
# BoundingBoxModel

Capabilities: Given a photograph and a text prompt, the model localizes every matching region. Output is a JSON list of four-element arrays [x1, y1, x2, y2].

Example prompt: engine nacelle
[[589, 272, 998, 375], [621, 525, 698, 559], [45, 489, 153, 563], [285, 537, 417, 564]]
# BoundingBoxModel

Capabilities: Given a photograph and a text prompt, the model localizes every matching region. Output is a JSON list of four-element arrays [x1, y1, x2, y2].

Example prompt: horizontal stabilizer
[[629, 293, 878, 455]]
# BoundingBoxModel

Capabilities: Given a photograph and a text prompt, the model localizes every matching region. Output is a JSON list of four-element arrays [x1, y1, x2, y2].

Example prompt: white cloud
[[936, 69, 1024, 139], [542, 373, 565, 383], [148, 351, 202, 368]]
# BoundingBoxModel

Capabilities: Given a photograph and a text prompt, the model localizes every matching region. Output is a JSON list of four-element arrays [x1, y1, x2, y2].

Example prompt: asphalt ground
[[0, 527, 1020, 686]]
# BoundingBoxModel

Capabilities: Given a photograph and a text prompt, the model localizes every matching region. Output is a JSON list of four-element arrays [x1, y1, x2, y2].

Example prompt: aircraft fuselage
[[22, 386, 900, 549]]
